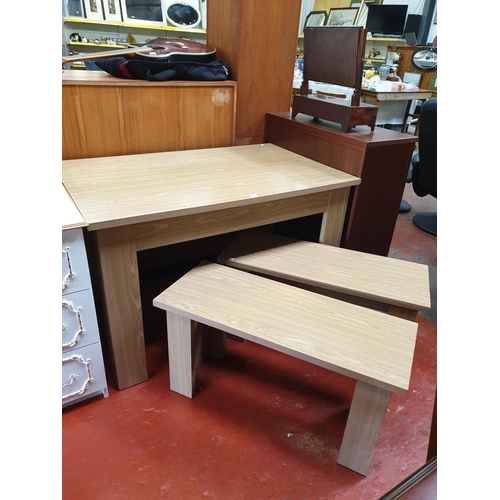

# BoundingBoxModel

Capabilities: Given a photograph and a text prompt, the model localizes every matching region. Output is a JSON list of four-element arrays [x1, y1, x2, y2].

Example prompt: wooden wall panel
[[62, 71, 236, 160], [207, 0, 302, 145], [313, 0, 352, 11]]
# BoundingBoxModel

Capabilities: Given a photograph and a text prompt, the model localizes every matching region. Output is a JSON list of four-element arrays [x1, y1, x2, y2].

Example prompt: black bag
[[94, 57, 229, 82]]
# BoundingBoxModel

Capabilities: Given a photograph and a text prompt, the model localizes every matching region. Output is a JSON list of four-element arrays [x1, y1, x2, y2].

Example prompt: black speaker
[[404, 14, 422, 37]]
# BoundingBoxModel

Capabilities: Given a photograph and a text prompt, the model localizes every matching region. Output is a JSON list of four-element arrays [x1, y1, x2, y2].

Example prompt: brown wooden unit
[[395, 45, 437, 96], [206, 0, 302, 145], [292, 94, 377, 132], [62, 70, 236, 160], [264, 111, 418, 256]]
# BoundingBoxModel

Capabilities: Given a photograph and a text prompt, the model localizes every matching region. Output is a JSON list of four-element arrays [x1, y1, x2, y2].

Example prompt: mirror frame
[[411, 47, 437, 72]]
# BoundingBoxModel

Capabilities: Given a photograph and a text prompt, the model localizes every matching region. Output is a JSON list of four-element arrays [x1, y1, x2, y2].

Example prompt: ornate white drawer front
[[62, 343, 108, 406], [62, 289, 100, 352], [62, 228, 91, 296]]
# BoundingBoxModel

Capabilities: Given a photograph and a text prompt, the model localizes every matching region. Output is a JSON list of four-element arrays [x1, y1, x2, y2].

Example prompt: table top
[[361, 88, 434, 101], [62, 144, 361, 231], [62, 69, 236, 88], [62, 185, 86, 231]]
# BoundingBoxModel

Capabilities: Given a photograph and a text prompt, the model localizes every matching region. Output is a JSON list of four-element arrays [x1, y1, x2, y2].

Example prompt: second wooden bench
[[217, 230, 431, 321]]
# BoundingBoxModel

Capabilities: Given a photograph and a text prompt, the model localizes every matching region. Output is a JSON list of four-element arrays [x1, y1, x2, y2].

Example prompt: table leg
[[337, 380, 392, 476], [95, 226, 148, 390], [401, 100, 413, 132], [319, 187, 350, 246]]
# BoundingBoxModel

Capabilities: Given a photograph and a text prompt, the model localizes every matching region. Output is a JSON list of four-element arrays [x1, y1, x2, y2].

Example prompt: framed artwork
[[403, 71, 422, 87], [63, 0, 85, 18], [326, 8, 358, 26], [83, 0, 105, 20], [303, 11, 327, 31], [102, 0, 123, 21]]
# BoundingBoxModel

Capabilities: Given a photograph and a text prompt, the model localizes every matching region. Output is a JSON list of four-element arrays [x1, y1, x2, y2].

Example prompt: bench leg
[[388, 305, 418, 322], [337, 380, 392, 476], [193, 322, 227, 368], [166, 312, 197, 398]]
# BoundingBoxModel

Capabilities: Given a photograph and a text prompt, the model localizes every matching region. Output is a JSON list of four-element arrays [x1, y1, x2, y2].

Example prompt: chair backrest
[[412, 98, 437, 198]]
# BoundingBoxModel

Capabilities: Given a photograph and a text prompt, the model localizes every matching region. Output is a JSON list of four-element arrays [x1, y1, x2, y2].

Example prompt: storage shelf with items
[[63, 17, 207, 45], [62, 0, 208, 66], [363, 37, 402, 70], [62, 186, 108, 408]]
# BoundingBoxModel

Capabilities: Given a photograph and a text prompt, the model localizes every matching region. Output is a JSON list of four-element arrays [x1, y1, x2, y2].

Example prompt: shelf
[[366, 37, 403, 42], [68, 42, 128, 49], [63, 17, 206, 34], [364, 58, 386, 63]]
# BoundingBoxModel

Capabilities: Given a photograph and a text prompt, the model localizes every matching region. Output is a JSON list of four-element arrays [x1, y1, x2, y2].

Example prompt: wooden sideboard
[[62, 70, 237, 160], [264, 112, 418, 256]]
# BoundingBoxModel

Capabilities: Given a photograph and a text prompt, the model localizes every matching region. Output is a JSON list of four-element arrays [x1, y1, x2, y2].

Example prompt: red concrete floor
[[62, 182, 437, 500]]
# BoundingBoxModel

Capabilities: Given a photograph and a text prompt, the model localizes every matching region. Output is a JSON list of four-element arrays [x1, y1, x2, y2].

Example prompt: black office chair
[[410, 98, 437, 235]]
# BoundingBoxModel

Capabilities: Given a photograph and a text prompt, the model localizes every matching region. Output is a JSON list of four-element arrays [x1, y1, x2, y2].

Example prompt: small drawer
[[62, 289, 101, 352], [62, 343, 108, 406], [62, 228, 92, 295]]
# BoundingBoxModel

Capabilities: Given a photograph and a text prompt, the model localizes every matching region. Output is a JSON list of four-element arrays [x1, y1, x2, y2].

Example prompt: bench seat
[[153, 261, 418, 475], [218, 230, 431, 320]]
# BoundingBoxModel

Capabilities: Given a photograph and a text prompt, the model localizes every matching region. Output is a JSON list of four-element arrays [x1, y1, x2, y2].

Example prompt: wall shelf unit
[[62, 16, 207, 62], [63, 17, 207, 34], [68, 41, 129, 49]]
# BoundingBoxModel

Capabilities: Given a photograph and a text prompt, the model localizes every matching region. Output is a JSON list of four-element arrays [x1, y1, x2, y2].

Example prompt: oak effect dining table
[[62, 144, 361, 390]]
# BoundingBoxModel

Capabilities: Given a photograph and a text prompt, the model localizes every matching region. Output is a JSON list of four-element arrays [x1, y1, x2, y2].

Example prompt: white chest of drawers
[[62, 187, 108, 408]]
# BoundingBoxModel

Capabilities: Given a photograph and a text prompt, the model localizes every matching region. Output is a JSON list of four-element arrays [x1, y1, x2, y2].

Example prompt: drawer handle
[[62, 247, 76, 291], [62, 355, 93, 400], [62, 301, 85, 349]]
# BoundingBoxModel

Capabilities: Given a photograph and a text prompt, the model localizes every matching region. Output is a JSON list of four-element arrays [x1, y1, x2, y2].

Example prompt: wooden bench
[[153, 261, 418, 476], [217, 230, 431, 321]]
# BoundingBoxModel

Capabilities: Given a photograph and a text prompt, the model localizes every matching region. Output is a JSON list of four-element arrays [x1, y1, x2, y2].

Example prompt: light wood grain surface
[[62, 144, 361, 231], [153, 261, 417, 395], [62, 184, 86, 231], [218, 230, 431, 311]]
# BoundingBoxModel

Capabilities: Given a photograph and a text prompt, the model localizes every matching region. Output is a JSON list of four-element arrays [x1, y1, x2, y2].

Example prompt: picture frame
[[303, 11, 327, 31], [102, 0, 122, 22], [326, 8, 359, 27], [403, 71, 422, 87], [83, 0, 105, 20]]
